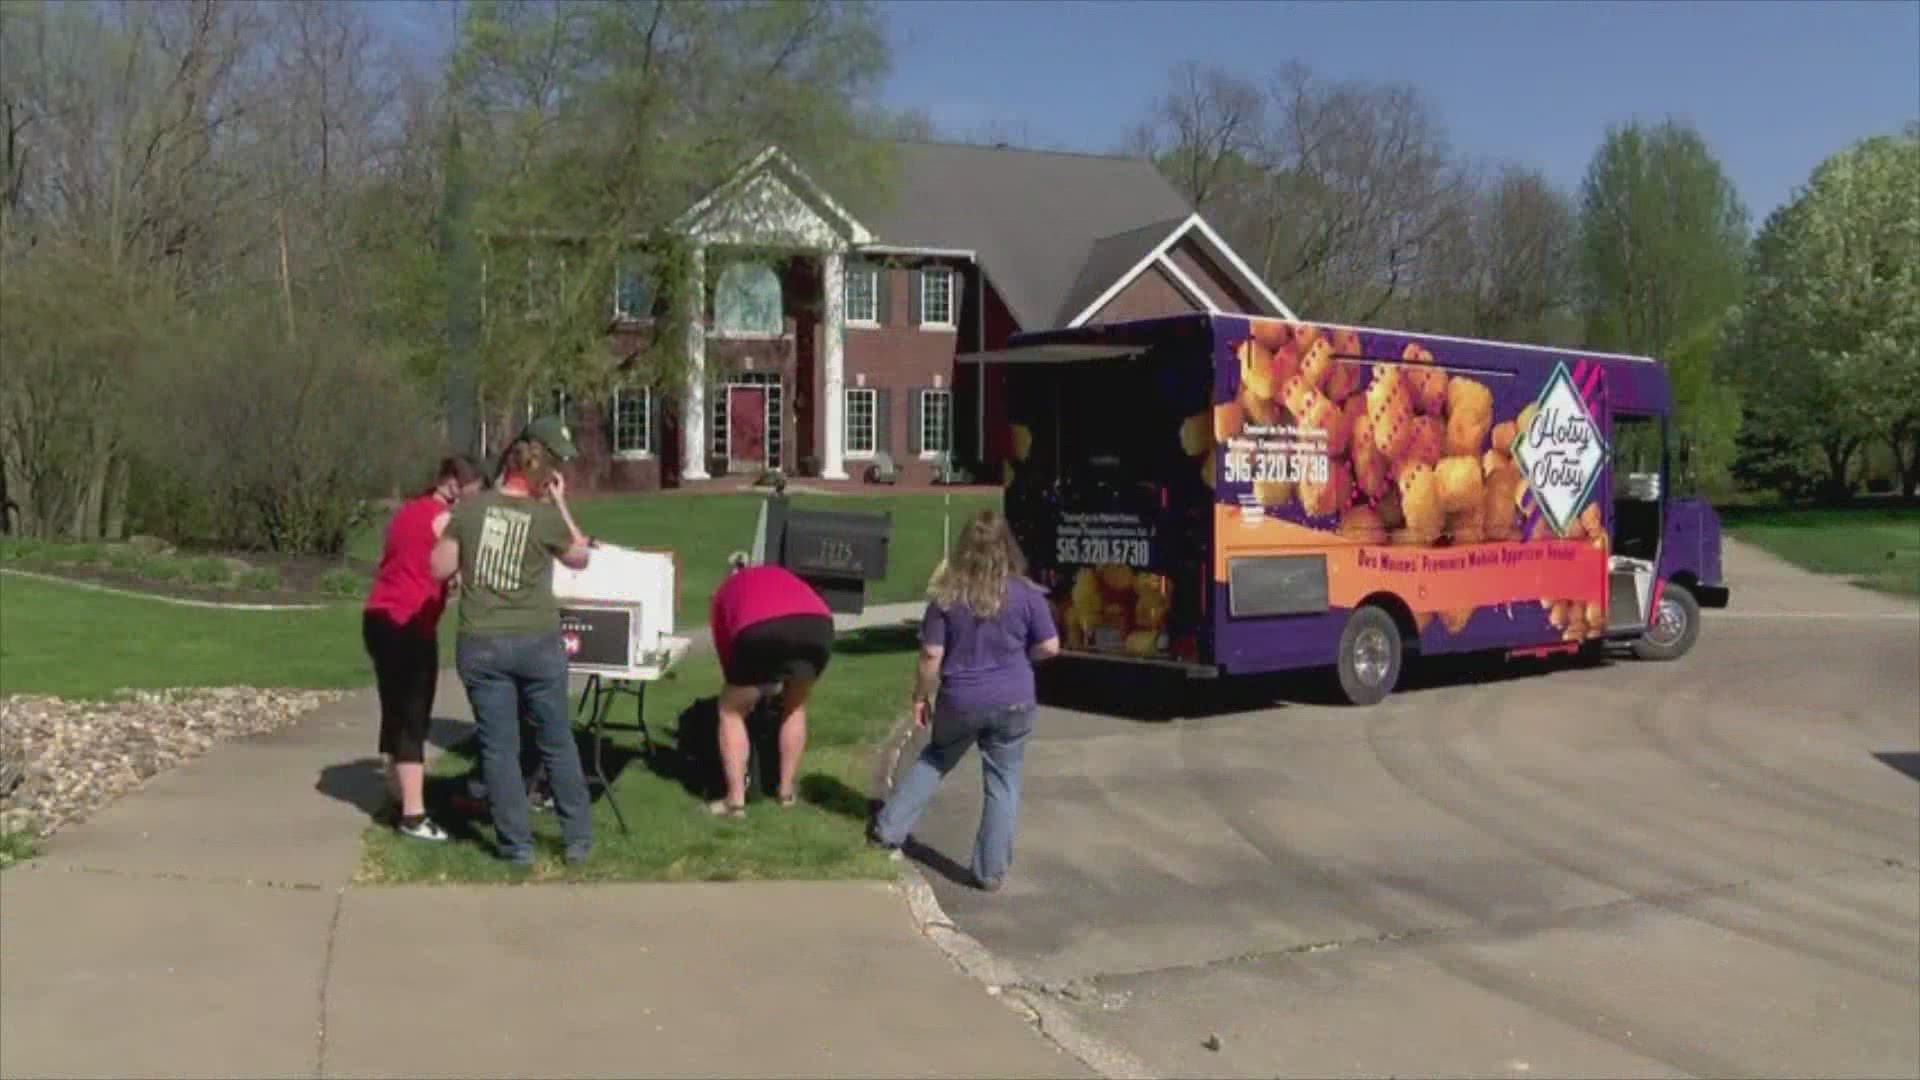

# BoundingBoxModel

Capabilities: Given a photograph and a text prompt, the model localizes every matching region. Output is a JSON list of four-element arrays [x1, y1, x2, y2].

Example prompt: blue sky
[[370, 0, 1918, 221]]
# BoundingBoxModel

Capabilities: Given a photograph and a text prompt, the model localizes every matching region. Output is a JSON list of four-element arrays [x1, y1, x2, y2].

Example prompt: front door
[[727, 386, 768, 473]]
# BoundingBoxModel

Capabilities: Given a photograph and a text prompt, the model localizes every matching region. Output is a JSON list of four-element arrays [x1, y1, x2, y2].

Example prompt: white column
[[680, 242, 710, 481], [820, 248, 848, 480]]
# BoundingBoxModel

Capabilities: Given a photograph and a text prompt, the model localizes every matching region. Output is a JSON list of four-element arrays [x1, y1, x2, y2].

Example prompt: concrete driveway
[[897, 541, 1920, 1079]]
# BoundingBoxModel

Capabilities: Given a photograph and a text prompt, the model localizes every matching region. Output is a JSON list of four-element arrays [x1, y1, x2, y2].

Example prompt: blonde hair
[[929, 511, 1027, 618], [504, 439, 560, 494]]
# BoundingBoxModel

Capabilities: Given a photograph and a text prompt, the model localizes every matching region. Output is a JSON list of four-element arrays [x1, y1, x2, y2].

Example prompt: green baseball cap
[[519, 415, 578, 462]]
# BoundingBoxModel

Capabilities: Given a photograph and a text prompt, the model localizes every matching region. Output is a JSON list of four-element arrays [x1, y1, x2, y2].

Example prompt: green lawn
[[358, 624, 920, 883], [351, 490, 1000, 620], [1722, 503, 1920, 596], [3, 491, 995, 700], [0, 575, 373, 698]]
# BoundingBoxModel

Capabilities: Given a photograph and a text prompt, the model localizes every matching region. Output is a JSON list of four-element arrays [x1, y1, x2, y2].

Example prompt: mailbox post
[[751, 489, 891, 614]]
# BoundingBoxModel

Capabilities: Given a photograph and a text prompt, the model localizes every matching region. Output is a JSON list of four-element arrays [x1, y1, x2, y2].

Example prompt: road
[[899, 541, 1920, 1079]]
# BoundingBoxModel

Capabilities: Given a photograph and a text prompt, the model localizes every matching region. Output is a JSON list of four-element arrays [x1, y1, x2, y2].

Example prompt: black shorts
[[362, 611, 438, 763], [723, 614, 835, 688]]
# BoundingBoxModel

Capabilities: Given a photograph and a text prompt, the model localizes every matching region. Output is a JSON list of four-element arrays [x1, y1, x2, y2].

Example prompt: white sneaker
[[396, 815, 449, 842]]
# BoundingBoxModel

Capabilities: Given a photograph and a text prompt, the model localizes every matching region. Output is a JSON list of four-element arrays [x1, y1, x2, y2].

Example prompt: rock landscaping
[[0, 687, 342, 849]]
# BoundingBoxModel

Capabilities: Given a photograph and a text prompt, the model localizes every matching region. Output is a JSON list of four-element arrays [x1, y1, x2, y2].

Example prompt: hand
[[912, 699, 930, 729], [546, 471, 568, 504]]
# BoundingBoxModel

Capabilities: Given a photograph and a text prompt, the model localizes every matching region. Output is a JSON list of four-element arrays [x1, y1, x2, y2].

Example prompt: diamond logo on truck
[[1510, 363, 1607, 537]]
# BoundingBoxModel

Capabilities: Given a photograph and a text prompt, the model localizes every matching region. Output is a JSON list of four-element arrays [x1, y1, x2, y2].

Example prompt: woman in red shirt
[[363, 455, 482, 840], [706, 555, 835, 817]]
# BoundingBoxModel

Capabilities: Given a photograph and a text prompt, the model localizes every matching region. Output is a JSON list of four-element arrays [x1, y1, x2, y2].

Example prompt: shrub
[[186, 557, 232, 586], [105, 546, 147, 573], [318, 567, 366, 598], [138, 557, 188, 582], [123, 310, 439, 557], [238, 568, 282, 592], [0, 538, 47, 564]]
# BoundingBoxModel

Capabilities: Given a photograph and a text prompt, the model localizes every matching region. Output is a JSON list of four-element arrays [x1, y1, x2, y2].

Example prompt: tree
[[1407, 164, 1581, 345], [1728, 129, 1920, 498], [1132, 61, 1469, 324], [1578, 119, 1748, 489]]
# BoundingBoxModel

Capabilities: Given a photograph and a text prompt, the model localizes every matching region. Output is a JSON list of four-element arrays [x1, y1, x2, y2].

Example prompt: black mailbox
[[757, 497, 891, 614]]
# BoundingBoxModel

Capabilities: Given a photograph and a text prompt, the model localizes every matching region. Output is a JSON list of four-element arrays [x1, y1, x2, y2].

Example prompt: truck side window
[[1612, 414, 1664, 503]]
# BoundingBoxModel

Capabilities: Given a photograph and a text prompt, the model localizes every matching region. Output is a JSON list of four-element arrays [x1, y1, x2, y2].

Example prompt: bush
[[185, 557, 232, 586], [318, 567, 366, 598], [105, 546, 147, 573], [0, 538, 47, 564], [123, 309, 440, 557], [138, 557, 188, 583], [238, 568, 282, 592]]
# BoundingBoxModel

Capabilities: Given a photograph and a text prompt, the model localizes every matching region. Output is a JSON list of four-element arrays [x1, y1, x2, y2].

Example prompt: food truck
[[971, 313, 1729, 705]]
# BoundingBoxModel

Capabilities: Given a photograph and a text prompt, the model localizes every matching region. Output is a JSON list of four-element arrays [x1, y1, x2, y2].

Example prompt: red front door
[[727, 386, 767, 472]]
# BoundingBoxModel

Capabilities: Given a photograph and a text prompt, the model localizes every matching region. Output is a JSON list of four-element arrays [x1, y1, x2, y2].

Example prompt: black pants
[[722, 614, 835, 687], [363, 612, 437, 763]]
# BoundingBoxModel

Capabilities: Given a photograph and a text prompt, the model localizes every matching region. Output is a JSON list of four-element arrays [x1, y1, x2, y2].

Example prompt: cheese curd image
[[1011, 424, 1033, 462], [1215, 400, 1245, 441], [1180, 413, 1213, 458]]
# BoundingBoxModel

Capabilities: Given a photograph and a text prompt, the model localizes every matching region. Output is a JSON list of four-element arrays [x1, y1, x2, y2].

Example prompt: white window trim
[[610, 386, 653, 460], [844, 387, 878, 460], [527, 388, 570, 422], [918, 266, 956, 331], [919, 389, 953, 461], [845, 265, 880, 328], [613, 257, 654, 322]]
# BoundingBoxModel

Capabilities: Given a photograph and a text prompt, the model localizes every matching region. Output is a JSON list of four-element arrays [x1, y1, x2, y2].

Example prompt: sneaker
[[564, 845, 591, 867], [395, 814, 449, 842], [975, 874, 1003, 893], [529, 788, 555, 814], [864, 822, 904, 861]]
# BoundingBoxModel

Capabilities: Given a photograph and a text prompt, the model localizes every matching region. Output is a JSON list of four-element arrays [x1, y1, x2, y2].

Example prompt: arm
[[546, 474, 591, 570], [911, 602, 947, 727], [429, 536, 460, 583]]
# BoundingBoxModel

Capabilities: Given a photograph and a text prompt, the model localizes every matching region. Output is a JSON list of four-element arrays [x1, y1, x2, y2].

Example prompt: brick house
[[493, 140, 1296, 490]]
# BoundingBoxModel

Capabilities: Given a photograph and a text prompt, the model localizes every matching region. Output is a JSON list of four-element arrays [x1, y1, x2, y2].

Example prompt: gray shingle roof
[[837, 141, 1198, 330]]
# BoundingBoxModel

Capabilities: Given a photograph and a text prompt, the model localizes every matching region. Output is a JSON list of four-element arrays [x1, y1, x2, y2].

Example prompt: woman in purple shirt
[[871, 511, 1061, 891]]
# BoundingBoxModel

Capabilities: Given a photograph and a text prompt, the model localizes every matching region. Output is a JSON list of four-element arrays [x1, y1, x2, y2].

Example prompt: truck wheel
[[1336, 606, 1403, 706], [1633, 583, 1700, 662]]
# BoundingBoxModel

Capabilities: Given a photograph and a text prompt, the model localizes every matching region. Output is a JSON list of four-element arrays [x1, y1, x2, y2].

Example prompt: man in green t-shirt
[[431, 416, 595, 867]]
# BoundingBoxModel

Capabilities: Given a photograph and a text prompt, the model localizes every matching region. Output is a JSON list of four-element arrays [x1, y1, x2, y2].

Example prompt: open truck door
[[964, 322, 1218, 671]]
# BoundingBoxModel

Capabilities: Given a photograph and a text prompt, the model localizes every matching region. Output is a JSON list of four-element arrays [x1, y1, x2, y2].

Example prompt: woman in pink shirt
[[706, 556, 834, 817], [363, 455, 482, 840]]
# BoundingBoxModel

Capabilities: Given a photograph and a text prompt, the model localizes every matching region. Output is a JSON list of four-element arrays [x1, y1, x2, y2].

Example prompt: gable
[[677, 147, 874, 248], [1064, 213, 1297, 327], [1089, 264, 1203, 325]]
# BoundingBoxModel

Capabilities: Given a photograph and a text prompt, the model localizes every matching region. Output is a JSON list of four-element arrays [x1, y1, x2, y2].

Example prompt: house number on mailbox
[[814, 538, 856, 572]]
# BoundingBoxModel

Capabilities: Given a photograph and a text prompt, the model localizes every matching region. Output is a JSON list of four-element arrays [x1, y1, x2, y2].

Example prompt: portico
[[672, 149, 874, 481]]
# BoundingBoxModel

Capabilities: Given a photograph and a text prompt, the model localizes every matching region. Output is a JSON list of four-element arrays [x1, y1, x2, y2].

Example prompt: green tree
[[1578, 120, 1749, 489], [1727, 129, 1920, 498]]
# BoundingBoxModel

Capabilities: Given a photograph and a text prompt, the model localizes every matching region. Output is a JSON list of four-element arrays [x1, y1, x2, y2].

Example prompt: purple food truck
[[971, 313, 1729, 705]]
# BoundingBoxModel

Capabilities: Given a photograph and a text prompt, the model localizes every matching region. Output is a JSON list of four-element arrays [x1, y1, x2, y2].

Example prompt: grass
[[0, 491, 986, 701], [0, 575, 373, 698], [1722, 503, 1920, 596], [344, 489, 1000, 617], [0, 830, 37, 868], [357, 623, 920, 884]]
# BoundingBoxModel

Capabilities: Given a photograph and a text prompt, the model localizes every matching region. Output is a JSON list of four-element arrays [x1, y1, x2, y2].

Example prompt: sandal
[[707, 800, 746, 819], [778, 791, 798, 808]]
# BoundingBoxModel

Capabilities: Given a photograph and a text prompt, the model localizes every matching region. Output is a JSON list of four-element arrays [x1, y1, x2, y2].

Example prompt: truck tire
[[1336, 606, 1403, 706], [1633, 583, 1700, 662]]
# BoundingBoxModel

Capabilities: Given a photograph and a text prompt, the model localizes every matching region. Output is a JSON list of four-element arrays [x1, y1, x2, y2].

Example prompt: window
[[611, 387, 651, 457], [919, 389, 952, 458], [714, 262, 782, 337], [614, 253, 654, 320], [527, 253, 566, 319], [919, 267, 954, 328], [845, 388, 877, 457], [845, 264, 879, 324], [528, 388, 570, 422]]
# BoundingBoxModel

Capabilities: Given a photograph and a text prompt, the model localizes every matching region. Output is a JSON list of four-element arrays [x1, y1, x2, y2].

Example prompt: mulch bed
[[0, 687, 345, 843]]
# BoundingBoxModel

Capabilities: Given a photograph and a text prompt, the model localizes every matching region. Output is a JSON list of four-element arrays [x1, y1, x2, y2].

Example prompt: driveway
[[899, 541, 1920, 1079]]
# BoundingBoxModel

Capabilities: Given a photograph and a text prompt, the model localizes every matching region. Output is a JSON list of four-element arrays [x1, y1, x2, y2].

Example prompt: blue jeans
[[456, 632, 592, 863], [874, 702, 1035, 884]]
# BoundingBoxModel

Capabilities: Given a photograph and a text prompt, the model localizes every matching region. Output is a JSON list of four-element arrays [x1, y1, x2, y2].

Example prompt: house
[[493, 139, 1297, 491]]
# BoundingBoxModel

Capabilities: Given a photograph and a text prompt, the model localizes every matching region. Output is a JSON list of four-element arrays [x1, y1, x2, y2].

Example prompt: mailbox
[[753, 496, 891, 613]]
